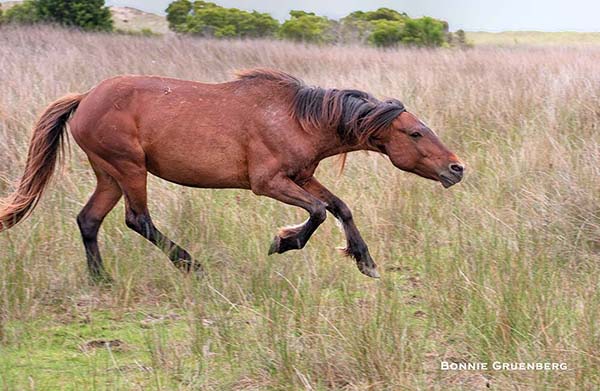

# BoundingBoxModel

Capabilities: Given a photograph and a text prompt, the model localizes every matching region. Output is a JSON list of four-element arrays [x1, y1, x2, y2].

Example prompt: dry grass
[[0, 25, 599, 390], [466, 31, 600, 46]]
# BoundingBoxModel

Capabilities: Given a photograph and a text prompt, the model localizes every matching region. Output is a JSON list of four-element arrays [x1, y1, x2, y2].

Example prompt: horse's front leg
[[302, 177, 380, 278], [252, 174, 327, 255]]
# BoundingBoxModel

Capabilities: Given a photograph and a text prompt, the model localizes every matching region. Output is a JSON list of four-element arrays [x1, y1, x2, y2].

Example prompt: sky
[[105, 0, 600, 32]]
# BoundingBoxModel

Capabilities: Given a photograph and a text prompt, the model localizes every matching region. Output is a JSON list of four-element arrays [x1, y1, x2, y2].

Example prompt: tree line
[[167, 1, 470, 47], [0, 0, 470, 48]]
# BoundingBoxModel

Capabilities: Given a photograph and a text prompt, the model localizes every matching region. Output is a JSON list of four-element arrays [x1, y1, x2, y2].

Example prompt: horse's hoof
[[269, 235, 302, 255], [357, 256, 381, 279], [360, 266, 381, 279], [268, 235, 281, 255]]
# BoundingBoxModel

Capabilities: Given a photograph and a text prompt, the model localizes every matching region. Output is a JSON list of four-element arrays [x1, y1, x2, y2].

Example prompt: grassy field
[[466, 31, 600, 46], [0, 25, 599, 390]]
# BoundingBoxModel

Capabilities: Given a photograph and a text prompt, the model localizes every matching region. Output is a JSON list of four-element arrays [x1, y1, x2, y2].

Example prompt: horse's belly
[[145, 149, 250, 189]]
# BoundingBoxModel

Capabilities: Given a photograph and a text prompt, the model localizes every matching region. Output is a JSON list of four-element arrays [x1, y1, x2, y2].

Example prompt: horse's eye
[[410, 131, 422, 139]]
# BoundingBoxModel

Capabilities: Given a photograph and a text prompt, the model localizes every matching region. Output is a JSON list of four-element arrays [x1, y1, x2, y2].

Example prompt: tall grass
[[467, 31, 600, 46], [0, 25, 599, 389]]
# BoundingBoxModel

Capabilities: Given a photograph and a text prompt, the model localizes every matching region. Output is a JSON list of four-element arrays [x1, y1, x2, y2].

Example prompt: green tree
[[278, 10, 334, 43], [238, 11, 279, 37], [163, 1, 449, 47], [4, 0, 112, 30], [340, 8, 449, 47], [4, 1, 41, 24], [401, 17, 446, 47], [368, 19, 404, 47], [166, 1, 278, 38], [38, 0, 112, 30], [348, 8, 407, 22], [341, 7, 409, 46], [165, 0, 192, 32]]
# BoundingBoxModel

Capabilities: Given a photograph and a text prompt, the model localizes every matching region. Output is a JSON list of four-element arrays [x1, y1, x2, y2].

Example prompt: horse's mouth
[[439, 173, 462, 188]]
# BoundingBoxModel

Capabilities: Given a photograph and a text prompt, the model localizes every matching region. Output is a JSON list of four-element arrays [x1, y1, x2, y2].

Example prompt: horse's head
[[376, 111, 464, 188]]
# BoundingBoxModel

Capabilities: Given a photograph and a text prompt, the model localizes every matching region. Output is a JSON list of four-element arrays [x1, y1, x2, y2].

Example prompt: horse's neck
[[313, 131, 378, 161]]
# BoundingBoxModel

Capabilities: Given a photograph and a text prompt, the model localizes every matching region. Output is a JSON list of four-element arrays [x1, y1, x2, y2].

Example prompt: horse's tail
[[0, 93, 84, 232]]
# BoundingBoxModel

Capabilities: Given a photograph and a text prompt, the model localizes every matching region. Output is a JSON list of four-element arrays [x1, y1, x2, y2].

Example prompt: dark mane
[[292, 87, 405, 145], [236, 68, 406, 145]]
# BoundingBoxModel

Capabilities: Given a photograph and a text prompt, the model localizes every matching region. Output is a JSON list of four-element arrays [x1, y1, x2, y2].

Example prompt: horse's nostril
[[449, 163, 464, 174]]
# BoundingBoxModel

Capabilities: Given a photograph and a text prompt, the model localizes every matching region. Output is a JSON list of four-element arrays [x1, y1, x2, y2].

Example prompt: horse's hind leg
[[117, 172, 200, 274], [77, 165, 122, 283]]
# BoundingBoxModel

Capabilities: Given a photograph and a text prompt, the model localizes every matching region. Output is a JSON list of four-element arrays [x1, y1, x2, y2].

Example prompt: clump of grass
[[0, 25, 599, 389]]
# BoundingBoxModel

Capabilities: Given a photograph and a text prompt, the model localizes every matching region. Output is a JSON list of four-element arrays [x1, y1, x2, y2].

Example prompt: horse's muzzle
[[439, 163, 464, 188]]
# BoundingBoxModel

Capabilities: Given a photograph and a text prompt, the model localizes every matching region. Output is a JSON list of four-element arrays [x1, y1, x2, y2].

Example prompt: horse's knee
[[312, 203, 327, 224], [77, 212, 101, 241]]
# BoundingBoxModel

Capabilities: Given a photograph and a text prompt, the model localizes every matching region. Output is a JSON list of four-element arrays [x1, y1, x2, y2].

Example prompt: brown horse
[[0, 69, 464, 281]]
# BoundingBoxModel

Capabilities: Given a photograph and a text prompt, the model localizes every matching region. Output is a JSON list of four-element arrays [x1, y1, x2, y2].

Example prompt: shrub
[[164, 2, 450, 48], [368, 20, 404, 47], [4, 1, 41, 25], [401, 17, 447, 47], [3, 0, 112, 31], [166, 1, 278, 38], [278, 11, 334, 43], [341, 8, 448, 48], [347, 8, 407, 22], [166, 0, 192, 32]]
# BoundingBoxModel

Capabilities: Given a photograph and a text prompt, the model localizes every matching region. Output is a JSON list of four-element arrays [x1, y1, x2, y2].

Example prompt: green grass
[[0, 310, 188, 389]]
